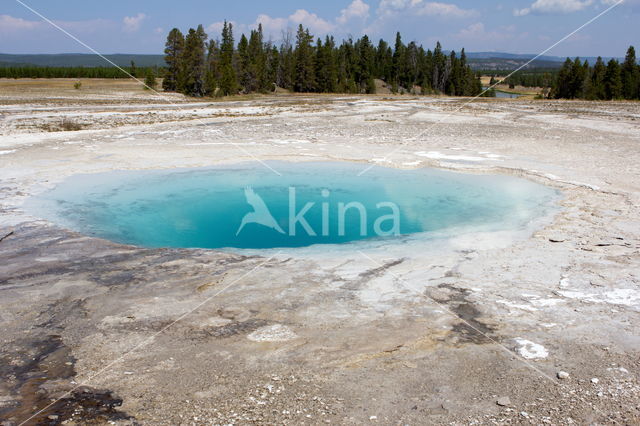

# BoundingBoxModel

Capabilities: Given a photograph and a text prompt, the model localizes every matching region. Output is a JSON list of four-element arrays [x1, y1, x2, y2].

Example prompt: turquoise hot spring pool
[[28, 161, 560, 250]]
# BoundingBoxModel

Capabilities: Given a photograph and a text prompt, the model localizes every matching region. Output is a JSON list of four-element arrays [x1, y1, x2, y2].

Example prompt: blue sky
[[1, 0, 637, 57]]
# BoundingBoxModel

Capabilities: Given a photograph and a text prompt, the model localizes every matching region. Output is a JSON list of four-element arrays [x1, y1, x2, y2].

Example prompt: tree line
[[162, 22, 483, 97], [549, 46, 639, 100], [499, 71, 555, 89], [0, 61, 163, 78], [487, 46, 639, 100], [0, 65, 157, 79]]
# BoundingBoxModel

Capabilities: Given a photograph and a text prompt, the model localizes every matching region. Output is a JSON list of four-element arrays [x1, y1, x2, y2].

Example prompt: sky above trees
[[1, 0, 638, 56]]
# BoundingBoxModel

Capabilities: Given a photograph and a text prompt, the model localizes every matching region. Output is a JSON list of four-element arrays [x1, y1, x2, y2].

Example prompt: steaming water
[[28, 161, 559, 250]]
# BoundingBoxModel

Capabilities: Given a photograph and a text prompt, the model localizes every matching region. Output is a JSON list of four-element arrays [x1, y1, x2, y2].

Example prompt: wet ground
[[1, 86, 639, 424]]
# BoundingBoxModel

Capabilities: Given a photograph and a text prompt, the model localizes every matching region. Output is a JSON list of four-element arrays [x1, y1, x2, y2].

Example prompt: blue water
[[29, 161, 559, 250], [495, 90, 521, 99], [483, 87, 522, 98]]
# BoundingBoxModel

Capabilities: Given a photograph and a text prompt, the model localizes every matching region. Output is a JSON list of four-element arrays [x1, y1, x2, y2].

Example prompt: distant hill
[[465, 51, 564, 62], [465, 52, 624, 71], [0, 51, 626, 71], [0, 53, 165, 68], [467, 58, 562, 71]]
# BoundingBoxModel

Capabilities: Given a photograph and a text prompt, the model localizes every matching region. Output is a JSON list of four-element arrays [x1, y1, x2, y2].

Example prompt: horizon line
[[0, 51, 627, 59]]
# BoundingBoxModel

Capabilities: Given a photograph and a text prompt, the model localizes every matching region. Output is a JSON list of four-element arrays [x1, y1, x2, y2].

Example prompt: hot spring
[[28, 161, 559, 250]]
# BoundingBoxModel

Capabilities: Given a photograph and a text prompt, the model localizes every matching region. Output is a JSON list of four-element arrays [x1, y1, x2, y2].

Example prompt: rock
[[549, 235, 567, 243], [513, 338, 549, 359], [591, 378, 599, 384], [496, 397, 511, 407], [557, 371, 570, 380]]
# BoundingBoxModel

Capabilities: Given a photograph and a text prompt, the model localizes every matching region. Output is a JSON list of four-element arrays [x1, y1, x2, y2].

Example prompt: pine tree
[[374, 39, 387, 81], [459, 48, 474, 96], [325, 36, 339, 92], [553, 58, 573, 98], [248, 25, 268, 92], [404, 41, 419, 90], [588, 57, 606, 100], [568, 58, 587, 99], [278, 29, 295, 90], [604, 59, 623, 100], [219, 21, 238, 96], [581, 60, 592, 100], [392, 32, 405, 89], [294, 25, 316, 92], [162, 24, 584, 100], [448, 50, 460, 95], [144, 68, 157, 90], [163, 28, 185, 92], [472, 72, 483, 96], [421, 49, 434, 93], [266, 44, 279, 92], [432, 41, 446, 93], [179, 25, 207, 96], [204, 39, 220, 96], [335, 43, 349, 93], [356, 35, 375, 93], [622, 46, 639, 100], [314, 38, 329, 92], [237, 34, 251, 92], [338, 38, 356, 92]]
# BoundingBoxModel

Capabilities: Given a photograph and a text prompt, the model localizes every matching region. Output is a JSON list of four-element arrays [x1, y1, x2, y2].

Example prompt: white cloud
[[451, 22, 531, 51], [207, 21, 226, 34], [252, 9, 335, 38], [415, 1, 477, 17], [337, 0, 371, 24], [206, 20, 243, 36], [365, 0, 475, 36], [123, 13, 146, 33], [514, 7, 532, 16], [377, 0, 411, 16], [0, 14, 113, 35], [377, 0, 476, 18], [455, 22, 517, 42], [0, 15, 39, 33], [289, 9, 336, 33], [514, 0, 594, 16], [254, 14, 289, 35], [457, 22, 485, 38], [599, 0, 640, 9]]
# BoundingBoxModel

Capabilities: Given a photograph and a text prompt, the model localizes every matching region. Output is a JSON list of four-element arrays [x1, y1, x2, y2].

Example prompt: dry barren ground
[[1, 81, 640, 425]]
